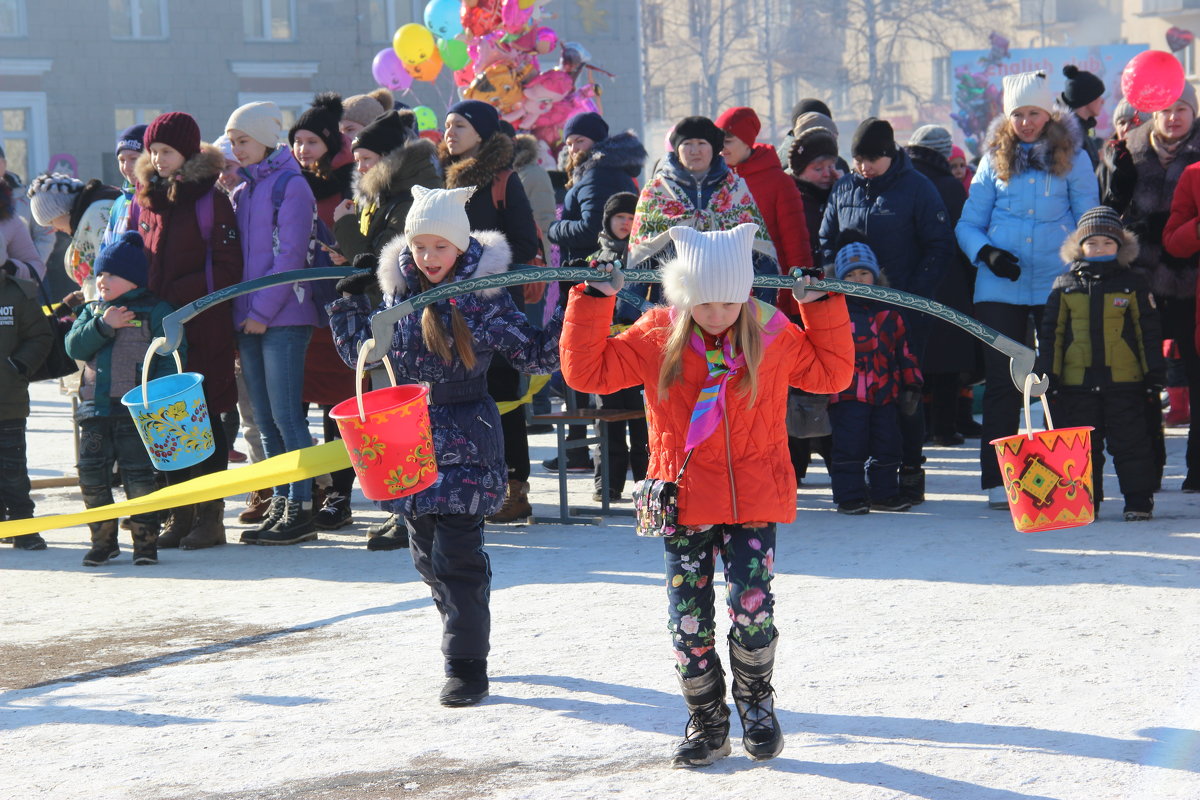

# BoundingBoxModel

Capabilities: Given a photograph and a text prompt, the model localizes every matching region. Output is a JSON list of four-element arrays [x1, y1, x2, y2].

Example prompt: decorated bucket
[[329, 340, 437, 501], [991, 376, 1094, 532], [120, 339, 214, 471]]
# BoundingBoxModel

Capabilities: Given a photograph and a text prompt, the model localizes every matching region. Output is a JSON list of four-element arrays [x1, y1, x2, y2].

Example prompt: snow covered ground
[[3, 380, 1200, 800]]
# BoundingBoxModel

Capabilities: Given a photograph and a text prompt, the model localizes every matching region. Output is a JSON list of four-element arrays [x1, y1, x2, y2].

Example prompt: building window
[[645, 3, 663, 44], [734, 77, 751, 107], [114, 107, 165, 137], [110, 0, 168, 40], [1178, 43, 1197, 79], [0, 93, 47, 182], [882, 62, 902, 106], [244, 0, 295, 41], [932, 56, 951, 101], [647, 85, 666, 121], [0, 0, 24, 37], [368, 0, 420, 42], [687, 0, 704, 37]]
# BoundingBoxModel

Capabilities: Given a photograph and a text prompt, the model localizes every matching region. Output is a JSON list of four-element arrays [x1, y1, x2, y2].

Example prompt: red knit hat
[[715, 107, 761, 146], [145, 112, 201, 159]]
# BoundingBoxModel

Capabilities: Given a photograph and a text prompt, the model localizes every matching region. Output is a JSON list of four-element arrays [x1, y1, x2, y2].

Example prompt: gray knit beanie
[[908, 125, 954, 160]]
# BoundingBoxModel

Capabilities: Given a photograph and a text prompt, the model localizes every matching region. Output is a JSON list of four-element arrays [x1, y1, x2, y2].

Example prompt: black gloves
[[898, 386, 922, 417], [978, 245, 1021, 281], [1106, 139, 1137, 210], [335, 253, 379, 296]]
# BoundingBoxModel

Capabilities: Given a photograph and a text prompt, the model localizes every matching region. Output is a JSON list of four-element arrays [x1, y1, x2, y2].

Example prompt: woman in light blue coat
[[955, 71, 1099, 505]]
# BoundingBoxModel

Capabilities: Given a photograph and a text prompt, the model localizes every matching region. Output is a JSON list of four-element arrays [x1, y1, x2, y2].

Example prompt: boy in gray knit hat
[[1036, 206, 1163, 521]]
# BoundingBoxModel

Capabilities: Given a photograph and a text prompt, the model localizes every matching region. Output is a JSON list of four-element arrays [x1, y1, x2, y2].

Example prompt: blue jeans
[[0, 418, 33, 521], [238, 326, 313, 502]]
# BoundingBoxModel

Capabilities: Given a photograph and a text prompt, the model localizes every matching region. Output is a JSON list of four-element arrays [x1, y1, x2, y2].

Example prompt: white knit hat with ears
[[1003, 71, 1055, 117], [225, 101, 283, 149], [404, 185, 475, 252], [662, 223, 758, 309]]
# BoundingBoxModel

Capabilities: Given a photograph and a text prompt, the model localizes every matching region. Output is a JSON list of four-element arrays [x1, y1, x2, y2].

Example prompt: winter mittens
[[978, 245, 1021, 281]]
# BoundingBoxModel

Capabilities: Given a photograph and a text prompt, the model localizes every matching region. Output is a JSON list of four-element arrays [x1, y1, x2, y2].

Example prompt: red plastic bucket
[[991, 424, 1095, 532], [330, 384, 437, 501]]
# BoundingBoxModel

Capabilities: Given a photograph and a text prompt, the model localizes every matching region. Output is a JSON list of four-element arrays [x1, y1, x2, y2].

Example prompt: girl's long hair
[[416, 257, 477, 370], [657, 302, 764, 406]]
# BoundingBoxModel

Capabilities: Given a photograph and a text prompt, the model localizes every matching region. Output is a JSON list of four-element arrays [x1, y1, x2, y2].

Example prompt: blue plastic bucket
[[121, 371, 214, 471]]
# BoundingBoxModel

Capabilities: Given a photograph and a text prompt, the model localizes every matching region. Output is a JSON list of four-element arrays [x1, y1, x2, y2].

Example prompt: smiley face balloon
[[394, 23, 436, 67]]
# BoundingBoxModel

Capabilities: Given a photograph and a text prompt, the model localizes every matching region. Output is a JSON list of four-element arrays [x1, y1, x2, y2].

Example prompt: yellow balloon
[[393, 23, 436, 67]]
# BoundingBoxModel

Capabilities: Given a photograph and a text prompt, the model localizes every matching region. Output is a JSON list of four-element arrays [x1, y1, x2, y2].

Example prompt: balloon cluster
[[369, 0, 604, 152]]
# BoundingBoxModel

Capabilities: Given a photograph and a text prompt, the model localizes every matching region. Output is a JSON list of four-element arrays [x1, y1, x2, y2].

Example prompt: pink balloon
[[1121, 50, 1187, 113], [372, 48, 413, 92]]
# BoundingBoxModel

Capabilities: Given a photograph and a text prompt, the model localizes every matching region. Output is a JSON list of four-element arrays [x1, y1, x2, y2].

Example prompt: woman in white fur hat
[[561, 224, 854, 768], [956, 70, 1099, 508]]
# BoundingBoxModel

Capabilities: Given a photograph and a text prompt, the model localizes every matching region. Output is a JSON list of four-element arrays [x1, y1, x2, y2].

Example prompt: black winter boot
[[82, 520, 120, 566], [670, 663, 732, 768], [899, 466, 926, 506], [440, 658, 489, 707], [129, 521, 159, 565], [257, 500, 317, 545], [729, 636, 784, 761], [241, 495, 286, 544], [158, 504, 195, 549]]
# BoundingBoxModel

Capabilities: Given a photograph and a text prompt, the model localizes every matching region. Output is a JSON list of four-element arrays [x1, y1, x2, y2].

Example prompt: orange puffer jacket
[[562, 286, 853, 526]]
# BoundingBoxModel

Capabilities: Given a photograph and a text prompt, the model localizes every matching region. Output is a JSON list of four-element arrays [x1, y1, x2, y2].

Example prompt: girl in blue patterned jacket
[[828, 240, 922, 515], [327, 185, 562, 708]]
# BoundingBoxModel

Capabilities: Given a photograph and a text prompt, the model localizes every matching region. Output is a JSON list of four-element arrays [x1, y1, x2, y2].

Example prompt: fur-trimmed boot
[[670, 664, 732, 768], [81, 520, 120, 567], [130, 521, 159, 565], [158, 505, 195, 549], [179, 500, 226, 550], [485, 480, 532, 524], [729, 636, 784, 761]]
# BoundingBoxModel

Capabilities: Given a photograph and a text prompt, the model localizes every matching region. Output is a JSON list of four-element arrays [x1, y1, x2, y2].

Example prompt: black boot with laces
[[670, 663, 731, 768], [729, 635, 784, 761]]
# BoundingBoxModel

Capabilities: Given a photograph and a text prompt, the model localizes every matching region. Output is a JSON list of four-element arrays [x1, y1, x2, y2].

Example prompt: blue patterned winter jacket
[[327, 229, 562, 517]]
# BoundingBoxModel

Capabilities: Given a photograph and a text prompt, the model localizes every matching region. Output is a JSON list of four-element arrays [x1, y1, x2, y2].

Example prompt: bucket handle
[[1021, 373, 1055, 440], [354, 338, 398, 423], [141, 336, 186, 407]]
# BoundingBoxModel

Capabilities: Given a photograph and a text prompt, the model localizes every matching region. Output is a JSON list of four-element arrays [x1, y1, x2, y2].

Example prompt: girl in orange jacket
[[560, 223, 853, 768]]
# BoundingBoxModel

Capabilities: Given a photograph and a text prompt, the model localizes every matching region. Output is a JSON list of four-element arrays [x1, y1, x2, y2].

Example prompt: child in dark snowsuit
[[827, 240, 922, 514], [64, 232, 180, 564], [1037, 206, 1164, 521], [585, 191, 649, 500]]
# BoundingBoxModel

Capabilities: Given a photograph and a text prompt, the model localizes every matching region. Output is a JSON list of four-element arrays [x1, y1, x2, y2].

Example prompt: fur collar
[[570, 131, 647, 181], [439, 134, 514, 191], [376, 228, 512, 300], [352, 138, 439, 207], [984, 110, 1082, 182], [512, 134, 541, 170], [1060, 228, 1140, 266], [135, 143, 224, 210]]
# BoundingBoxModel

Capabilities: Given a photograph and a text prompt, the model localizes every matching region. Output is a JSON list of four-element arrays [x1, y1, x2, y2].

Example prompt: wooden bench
[[529, 408, 646, 525]]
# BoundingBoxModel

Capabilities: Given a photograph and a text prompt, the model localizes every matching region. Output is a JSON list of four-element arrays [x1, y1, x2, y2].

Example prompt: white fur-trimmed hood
[[376, 228, 512, 299]]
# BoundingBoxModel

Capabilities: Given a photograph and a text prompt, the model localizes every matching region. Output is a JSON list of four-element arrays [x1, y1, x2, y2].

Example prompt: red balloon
[[1121, 50, 1187, 113]]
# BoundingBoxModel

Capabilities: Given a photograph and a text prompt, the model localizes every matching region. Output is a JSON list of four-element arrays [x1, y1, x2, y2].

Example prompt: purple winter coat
[[230, 146, 320, 329]]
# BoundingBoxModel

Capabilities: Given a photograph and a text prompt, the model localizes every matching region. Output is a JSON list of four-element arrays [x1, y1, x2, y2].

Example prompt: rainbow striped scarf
[[683, 298, 788, 451]]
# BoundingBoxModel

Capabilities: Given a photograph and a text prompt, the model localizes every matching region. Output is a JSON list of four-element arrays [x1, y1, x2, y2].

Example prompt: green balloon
[[414, 105, 438, 132], [437, 38, 469, 72]]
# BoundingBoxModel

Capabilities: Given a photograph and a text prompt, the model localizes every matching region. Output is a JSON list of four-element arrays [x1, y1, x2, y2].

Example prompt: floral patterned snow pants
[[664, 523, 777, 678]]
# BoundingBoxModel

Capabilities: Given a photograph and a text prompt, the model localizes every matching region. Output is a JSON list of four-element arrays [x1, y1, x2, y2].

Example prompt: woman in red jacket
[[134, 112, 243, 549], [562, 224, 852, 768], [716, 106, 812, 317]]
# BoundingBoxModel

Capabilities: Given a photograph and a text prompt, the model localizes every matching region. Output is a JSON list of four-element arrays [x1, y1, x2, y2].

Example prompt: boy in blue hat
[[64, 231, 182, 565]]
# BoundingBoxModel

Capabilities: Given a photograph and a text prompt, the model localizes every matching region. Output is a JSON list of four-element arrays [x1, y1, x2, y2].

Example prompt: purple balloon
[[372, 48, 412, 92]]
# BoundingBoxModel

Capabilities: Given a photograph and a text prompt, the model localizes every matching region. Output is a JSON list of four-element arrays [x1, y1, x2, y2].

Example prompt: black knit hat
[[789, 128, 840, 175], [351, 109, 416, 157], [1060, 65, 1106, 110], [670, 116, 724, 155], [602, 192, 638, 236], [1077, 205, 1125, 245], [289, 92, 344, 158], [851, 117, 896, 160], [791, 98, 833, 125]]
